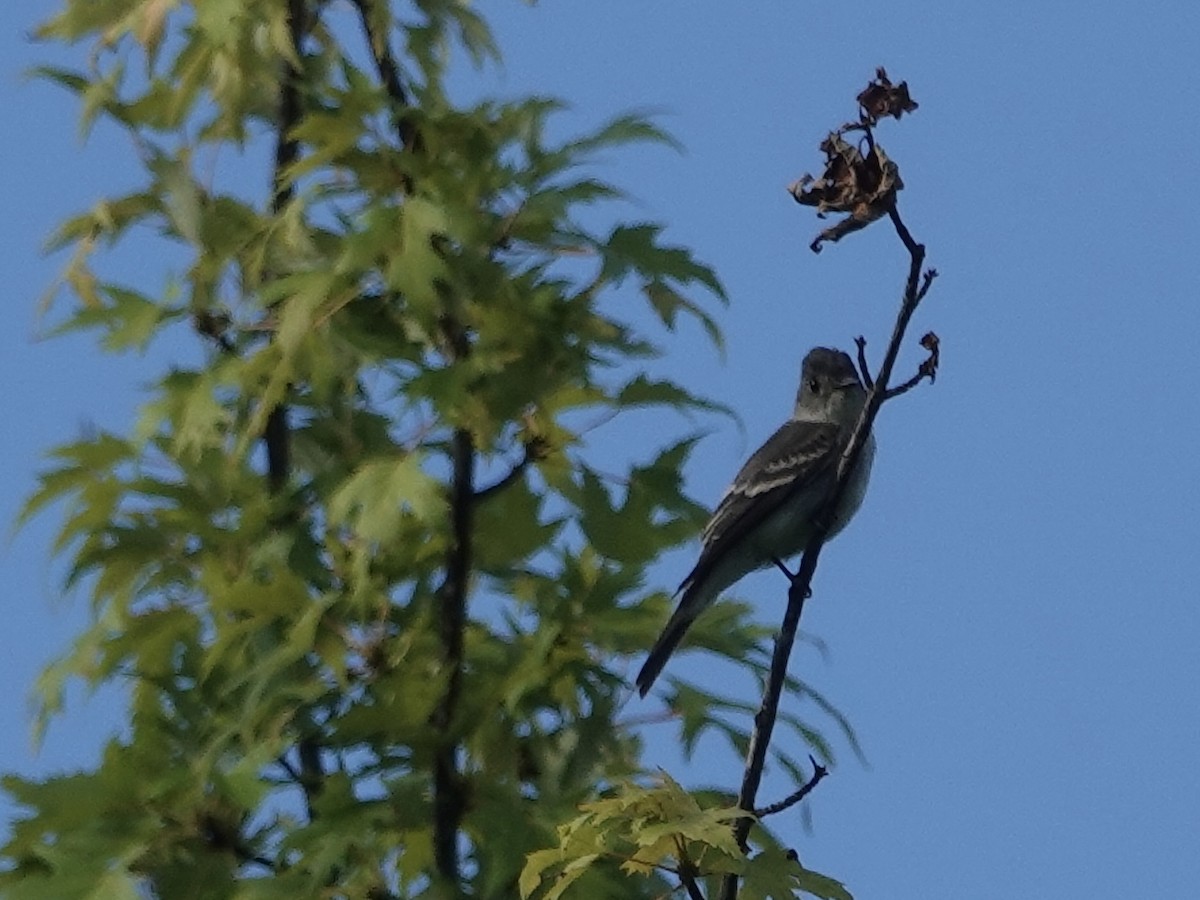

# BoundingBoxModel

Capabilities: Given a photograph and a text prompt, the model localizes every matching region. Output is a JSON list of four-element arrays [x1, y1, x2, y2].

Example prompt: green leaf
[[328, 454, 444, 542], [564, 111, 682, 157], [576, 467, 642, 564], [614, 374, 731, 417], [601, 223, 727, 301], [646, 279, 725, 351], [666, 681, 754, 760], [17, 433, 132, 527], [148, 149, 202, 244], [387, 196, 452, 317], [194, 0, 246, 49], [444, 1, 501, 67], [474, 477, 562, 574], [28, 65, 89, 97], [740, 845, 854, 900], [50, 284, 179, 352]]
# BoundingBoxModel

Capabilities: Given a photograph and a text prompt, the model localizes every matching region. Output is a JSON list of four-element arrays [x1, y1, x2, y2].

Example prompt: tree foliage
[[5, 2, 856, 898]]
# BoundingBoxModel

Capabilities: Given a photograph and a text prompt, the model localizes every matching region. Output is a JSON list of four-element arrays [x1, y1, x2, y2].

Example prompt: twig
[[234, 846, 278, 873], [887, 204, 920, 259], [676, 838, 707, 900], [856, 120, 877, 156], [275, 754, 301, 782], [473, 438, 546, 502], [349, 0, 420, 155], [474, 461, 527, 502], [916, 268, 939, 302], [853, 335, 874, 391], [753, 755, 828, 819], [881, 330, 939, 400]]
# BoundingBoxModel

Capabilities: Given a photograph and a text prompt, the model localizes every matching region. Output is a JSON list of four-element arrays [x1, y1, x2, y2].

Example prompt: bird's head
[[793, 347, 865, 421]]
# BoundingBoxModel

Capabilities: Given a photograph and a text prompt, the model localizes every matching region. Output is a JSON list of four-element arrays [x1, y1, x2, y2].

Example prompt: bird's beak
[[835, 376, 861, 390]]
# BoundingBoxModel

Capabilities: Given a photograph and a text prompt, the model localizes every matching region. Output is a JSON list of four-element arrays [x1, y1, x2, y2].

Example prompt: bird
[[635, 346, 875, 697]]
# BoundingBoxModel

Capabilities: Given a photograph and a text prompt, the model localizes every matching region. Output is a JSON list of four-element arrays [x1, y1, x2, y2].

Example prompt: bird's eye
[[808, 378, 821, 394]]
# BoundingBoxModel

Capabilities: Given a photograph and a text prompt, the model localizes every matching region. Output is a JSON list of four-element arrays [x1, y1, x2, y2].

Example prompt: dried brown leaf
[[790, 135, 903, 251], [918, 331, 940, 382], [857, 66, 919, 122]]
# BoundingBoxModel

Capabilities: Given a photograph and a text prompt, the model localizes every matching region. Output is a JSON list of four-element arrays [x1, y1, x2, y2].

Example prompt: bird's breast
[[829, 431, 876, 538]]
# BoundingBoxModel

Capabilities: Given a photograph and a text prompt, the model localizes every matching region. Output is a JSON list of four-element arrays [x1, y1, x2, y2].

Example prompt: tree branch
[[430, 424, 473, 883], [268, 0, 326, 821], [266, 0, 305, 495], [353, 0, 469, 884], [350, 0, 420, 155], [473, 437, 547, 502], [676, 838, 707, 900], [720, 198, 936, 900], [427, 310, 475, 887], [881, 330, 939, 400], [753, 755, 828, 819], [680, 869, 706, 900], [474, 455, 530, 502]]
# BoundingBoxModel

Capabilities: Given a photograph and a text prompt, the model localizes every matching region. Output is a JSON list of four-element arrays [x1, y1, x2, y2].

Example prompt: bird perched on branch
[[635, 347, 875, 697]]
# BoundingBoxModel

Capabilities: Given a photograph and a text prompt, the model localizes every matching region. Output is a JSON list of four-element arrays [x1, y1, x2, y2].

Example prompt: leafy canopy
[[6, 2, 855, 898]]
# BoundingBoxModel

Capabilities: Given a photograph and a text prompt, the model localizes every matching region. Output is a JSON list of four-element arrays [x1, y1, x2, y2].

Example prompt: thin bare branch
[[474, 437, 548, 502], [887, 203, 921, 259], [916, 268, 939, 302], [853, 335, 874, 390], [882, 331, 940, 400], [754, 756, 829, 819], [275, 754, 301, 782]]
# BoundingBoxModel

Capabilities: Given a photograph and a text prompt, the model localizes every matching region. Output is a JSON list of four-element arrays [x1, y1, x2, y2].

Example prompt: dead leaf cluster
[[856, 66, 918, 122], [788, 67, 918, 252]]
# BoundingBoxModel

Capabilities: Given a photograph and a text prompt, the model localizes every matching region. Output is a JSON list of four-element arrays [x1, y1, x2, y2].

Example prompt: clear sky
[[4, 2, 1200, 898]]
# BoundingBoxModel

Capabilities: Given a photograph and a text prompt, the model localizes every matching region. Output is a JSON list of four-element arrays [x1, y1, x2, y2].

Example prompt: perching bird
[[635, 347, 875, 697]]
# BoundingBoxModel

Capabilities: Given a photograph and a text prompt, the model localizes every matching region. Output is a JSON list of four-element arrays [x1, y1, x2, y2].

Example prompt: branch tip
[[753, 758, 831, 819], [853, 336, 874, 390], [881, 331, 940, 401], [916, 268, 939, 301]]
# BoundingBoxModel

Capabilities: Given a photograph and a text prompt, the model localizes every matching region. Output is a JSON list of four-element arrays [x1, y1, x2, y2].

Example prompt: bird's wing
[[681, 418, 842, 592]]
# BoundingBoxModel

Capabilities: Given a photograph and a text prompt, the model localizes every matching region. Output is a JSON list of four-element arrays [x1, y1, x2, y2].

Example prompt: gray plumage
[[635, 347, 875, 697]]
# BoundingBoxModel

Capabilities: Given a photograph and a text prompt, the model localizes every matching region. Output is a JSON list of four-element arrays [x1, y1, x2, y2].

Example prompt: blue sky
[[4, 2, 1200, 898]]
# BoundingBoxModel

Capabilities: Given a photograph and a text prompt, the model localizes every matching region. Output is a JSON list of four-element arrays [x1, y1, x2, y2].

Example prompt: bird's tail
[[635, 603, 698, 698]]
